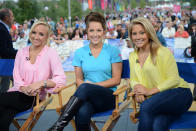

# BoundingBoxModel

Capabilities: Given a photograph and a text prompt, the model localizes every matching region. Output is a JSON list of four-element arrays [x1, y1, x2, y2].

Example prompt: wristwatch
[[44, 80, 47, 88]]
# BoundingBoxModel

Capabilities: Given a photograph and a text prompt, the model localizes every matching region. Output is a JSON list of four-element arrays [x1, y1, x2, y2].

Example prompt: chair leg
[[90, 120, 99, 131], [19, 111, 43, 131], [12, 119, 21, 129], [71, 119, 77, 131], [101, 115, 120, 131]]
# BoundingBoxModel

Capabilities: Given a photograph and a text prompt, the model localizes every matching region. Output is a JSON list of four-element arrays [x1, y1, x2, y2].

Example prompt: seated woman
[[129, 17, 192, 131], [175, 24, 189, 38], [72, 28, 83, 40], [54, 34, 64, 45], [0, 21, 66, 131], [48, 12, 122, 131]]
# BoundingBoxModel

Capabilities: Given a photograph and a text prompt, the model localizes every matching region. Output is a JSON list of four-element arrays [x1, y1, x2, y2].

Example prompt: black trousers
[[0, 76, 11, 93], [0, 91, 35, 131]]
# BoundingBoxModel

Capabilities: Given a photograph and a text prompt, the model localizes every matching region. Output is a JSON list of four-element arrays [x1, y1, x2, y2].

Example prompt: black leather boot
[[48, 96, 82, 131]]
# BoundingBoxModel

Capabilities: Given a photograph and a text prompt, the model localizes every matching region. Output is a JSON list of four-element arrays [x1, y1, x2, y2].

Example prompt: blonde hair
[[128, 17, 161, 65], [178, 24, 184, 31], [29, 21, 52, 46]]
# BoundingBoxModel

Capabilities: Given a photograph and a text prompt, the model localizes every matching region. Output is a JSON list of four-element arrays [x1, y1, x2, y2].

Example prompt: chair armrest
[[53, 82, 76, 93], [112, 80, 132, 117], [113, 85, 129, 95], [128, 92, 135, 97], [128, 91, 140, 123], [54, 82, 77, 114]]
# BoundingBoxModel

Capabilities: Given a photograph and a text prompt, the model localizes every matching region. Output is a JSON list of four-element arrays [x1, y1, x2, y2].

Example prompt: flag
[[101, 0, 108, 10], [173, 5, 181, 13], [88, 0, 93, 10], [101, 0, 104, 10], [105, 0, 108, 9]]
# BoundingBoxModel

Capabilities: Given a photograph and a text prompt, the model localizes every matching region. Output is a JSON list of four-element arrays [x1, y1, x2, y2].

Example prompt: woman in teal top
[[48, 12, 122, 131], [129, 17, 192, 131]]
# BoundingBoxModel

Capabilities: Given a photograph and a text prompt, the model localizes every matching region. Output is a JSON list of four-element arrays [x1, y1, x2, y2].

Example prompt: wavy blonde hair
[[128, 17, 161, 65], [29, 21, 52, 46]]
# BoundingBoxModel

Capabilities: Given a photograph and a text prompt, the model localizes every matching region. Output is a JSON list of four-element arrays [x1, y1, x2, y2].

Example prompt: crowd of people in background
[[9, 8, 196, 47]]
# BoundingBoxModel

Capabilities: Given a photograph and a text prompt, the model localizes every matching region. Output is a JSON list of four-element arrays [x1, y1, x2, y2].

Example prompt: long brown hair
[[128, 17, 161, 65]]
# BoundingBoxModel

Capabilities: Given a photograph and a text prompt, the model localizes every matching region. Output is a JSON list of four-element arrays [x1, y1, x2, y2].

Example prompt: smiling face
[[87, 21, 105, 45], [29, 24, 49, 47], [131, 24, 149, 49]]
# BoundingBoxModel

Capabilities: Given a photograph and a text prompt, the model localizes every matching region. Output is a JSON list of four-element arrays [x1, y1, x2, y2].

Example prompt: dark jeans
[[73, 83, 115, 131], [138, 87, 193, 131], [0, 91, 35, 131]]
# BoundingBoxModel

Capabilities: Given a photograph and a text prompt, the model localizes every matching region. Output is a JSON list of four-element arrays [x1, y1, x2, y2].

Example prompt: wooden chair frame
[[12, 94, 53, 131], [129, 92, 139, 124], [53, 78, 131, 131]]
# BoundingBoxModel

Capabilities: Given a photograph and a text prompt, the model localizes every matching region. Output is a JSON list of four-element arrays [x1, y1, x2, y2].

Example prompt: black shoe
[[48, 96, 82, 131]]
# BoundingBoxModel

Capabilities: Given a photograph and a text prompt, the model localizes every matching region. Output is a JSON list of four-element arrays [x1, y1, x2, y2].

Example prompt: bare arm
[[96, 62, 122, 88], [74, 66, 85, 87]]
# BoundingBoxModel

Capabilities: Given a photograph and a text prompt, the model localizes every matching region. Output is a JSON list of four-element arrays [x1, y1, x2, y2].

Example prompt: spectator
[[116, 24, 122, 38], [10, 28, 18, 42], [0, 8, 17, 93], [154, 24, 167, 47], [162, 21, 176, 38], [54, 34, 64, 45], [118, 27, 128, 39], [175, 24, 189, 38], [106, 26, 118, 39], [72, 28, 83, 40]]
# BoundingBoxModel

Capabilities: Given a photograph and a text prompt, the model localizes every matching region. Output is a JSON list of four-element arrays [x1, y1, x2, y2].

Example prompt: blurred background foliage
[[0, 0, 195, 24], [0, 0, 83, 24]]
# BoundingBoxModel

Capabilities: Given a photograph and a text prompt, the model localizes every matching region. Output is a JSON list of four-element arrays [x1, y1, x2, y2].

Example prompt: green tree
[[140, 0, 146, 9], [17, 0, 44, 24], [131, 0, 137, 9], [45, 0, 82, 23], [44, 0, 64, 22], [0, 1, 19, 21], [190, 0, 196, 8], [69, 0, 83, 19]]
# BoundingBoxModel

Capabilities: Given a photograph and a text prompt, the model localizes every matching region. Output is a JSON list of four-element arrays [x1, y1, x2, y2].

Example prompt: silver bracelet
[[44, 80, 47, 88]]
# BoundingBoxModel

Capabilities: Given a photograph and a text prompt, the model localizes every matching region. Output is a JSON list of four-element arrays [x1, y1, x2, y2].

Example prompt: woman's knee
[[74, 83, 95, 99], [152, 115, 170, 131], [74, 83, 88, 96], [75, 83, 92, 93], [140, 100, 154, 114]]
